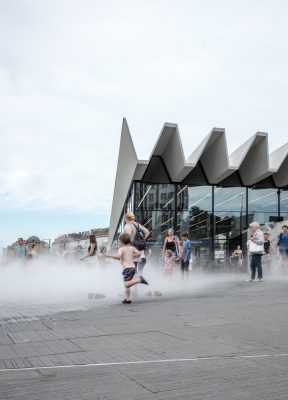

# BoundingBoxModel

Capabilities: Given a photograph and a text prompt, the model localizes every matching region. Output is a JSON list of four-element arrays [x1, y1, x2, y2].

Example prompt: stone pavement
[[1, 275, 288, 399]]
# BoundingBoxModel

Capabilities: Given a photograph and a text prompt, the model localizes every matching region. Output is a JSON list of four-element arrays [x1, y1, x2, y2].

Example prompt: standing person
[[162, 228, 181, 259], [26, 243, 38, 261], [104, 233, 148, 304], [14, 238, 27, 261], [247, 222, 264, 282], [123, 212, 150, 268], [230, 245, 243, 272], [180, 232, 191, 278], [277, 225, 288, 273], [263, 232, 271, 270], [163, 249, 175, 275], [80, 235, 98, 263]]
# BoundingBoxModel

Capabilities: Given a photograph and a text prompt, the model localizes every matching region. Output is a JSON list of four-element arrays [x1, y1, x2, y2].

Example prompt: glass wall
[[214, 187, 247, 262], [177, 185, 212, 268], [280, 190, 288, 221], [114, 181, 286, 270], [134, 183, 176, 242], [248, 188, 278, 225]]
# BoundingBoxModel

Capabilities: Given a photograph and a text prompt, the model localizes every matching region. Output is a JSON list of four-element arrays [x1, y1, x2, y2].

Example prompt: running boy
[[104, 233, 148, 304]]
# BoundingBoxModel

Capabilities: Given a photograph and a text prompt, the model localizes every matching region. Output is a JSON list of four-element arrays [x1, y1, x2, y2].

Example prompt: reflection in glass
[[177, 185, 212, 211], [248, 188, 278, 225], [135, 183, 175, 210], [214, 187, 247, 263], [280, 190, 288, 221], [135, 210, 174, 242]]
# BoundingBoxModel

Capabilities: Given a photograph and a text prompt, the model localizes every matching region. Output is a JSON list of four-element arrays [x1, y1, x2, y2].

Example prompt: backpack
[[132, 222, 147, 251]]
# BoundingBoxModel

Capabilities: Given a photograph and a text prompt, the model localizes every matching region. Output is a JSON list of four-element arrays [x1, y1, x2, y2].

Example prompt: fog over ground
[[0, 256, 285, 322]]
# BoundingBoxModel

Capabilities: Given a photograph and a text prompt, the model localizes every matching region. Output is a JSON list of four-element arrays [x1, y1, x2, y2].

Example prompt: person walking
[[247, 222, 264, 282]]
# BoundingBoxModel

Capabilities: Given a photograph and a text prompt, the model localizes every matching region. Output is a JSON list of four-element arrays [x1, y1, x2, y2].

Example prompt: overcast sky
[[1, 0, 288, 247]]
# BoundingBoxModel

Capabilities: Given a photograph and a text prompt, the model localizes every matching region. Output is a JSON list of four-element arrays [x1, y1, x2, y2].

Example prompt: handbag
[[248, 239, 264, 255]]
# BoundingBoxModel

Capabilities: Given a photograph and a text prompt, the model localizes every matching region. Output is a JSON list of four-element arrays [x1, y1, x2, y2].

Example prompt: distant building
[[52, 228, 109, 256]]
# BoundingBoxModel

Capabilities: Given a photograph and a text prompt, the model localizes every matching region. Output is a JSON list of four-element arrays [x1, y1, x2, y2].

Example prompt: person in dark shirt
[[277, 225, 288, 273], [162, 228, 180, 259], [263, 232, 271, 270], [80, 234, 98, 263]]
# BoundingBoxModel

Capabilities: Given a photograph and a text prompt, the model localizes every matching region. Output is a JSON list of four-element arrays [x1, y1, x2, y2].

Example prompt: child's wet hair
[[165, 249, 173, 258], [119, 233, 131, 245]]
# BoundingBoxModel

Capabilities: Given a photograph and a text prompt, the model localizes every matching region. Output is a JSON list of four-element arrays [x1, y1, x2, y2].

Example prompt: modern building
[[109, 119, 288, 267]]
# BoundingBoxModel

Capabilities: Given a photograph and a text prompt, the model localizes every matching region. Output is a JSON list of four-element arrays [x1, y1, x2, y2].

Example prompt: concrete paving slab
[[0, 276, 288, 399]]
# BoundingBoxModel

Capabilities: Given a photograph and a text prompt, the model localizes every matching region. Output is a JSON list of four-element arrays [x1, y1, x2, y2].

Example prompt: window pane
[[214, 187, 246, 234], [134, 210, 174, 242], [280, 190, 288, 221], [248, 188, 278, 225], [176, 186, 212, 268], [135, 183, 175, 210], [214, 187, 247, 265], [177, 185, 212, 211]]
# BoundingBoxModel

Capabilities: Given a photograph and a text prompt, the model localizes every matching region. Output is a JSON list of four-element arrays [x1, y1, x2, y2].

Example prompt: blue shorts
[[280, 248, 288, 260], [122, 267, 136, 282]]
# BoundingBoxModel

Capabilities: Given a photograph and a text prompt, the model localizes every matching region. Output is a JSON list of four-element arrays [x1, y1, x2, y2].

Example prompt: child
[[180, 232, 191, 277], [104, 233, 148, 304], [163, 249, 175, 275]]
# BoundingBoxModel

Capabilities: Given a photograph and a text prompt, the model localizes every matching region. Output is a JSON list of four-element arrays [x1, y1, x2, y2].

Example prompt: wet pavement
[[1, 275, 288, 399]]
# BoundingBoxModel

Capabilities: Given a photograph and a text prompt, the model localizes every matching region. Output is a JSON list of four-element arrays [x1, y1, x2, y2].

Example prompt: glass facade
[[214, 187, 247, 263], [280, 190, 288, 221], [134, 183, 176, 244], [114, 181, 287, 269], [248, 188, 278, 225]]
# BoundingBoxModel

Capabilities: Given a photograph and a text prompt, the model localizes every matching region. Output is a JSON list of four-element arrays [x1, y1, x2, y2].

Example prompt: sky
[[1, 0, 288, 247]]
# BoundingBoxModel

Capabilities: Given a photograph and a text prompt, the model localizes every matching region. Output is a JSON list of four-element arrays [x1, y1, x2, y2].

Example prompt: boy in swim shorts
[[104, 233, 148, 304]]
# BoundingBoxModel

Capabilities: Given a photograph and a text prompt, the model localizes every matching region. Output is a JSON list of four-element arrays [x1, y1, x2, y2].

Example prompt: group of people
[[162, 228, 192, 276], [81, 212, 288, 302], [246, 223, 288, 282], [14, 238, 38, 262], [102, 212, 193, 304]]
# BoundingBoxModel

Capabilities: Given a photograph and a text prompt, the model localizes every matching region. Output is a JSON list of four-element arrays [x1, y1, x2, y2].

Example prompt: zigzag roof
[[109, 119, 288, 245]]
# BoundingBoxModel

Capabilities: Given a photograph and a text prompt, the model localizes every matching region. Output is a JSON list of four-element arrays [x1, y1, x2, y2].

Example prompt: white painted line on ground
[[0, 352, 288, 372]]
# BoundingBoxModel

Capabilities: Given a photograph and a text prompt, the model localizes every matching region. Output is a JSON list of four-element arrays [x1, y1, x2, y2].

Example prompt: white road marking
[[0, 353, 288, 372]]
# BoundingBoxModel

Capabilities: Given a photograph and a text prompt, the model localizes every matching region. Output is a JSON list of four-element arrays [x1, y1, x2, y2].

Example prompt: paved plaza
[[1, 275, 288, 399]]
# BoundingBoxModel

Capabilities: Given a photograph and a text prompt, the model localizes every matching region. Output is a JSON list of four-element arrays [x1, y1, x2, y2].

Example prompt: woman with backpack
[[123, 212, 150, 268]]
